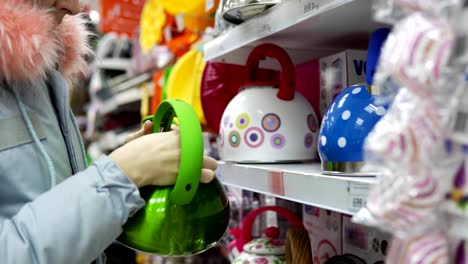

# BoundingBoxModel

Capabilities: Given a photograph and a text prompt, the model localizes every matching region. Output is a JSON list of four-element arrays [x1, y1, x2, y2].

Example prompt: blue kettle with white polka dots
[[318, 28, 391, 175]]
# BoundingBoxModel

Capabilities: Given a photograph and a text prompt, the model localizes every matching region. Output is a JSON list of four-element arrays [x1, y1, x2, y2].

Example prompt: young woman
[[0, 1, 217, 263]]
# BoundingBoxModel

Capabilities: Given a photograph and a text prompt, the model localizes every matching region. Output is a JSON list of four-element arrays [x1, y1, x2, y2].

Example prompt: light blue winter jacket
[[0, 3, 145, 264]]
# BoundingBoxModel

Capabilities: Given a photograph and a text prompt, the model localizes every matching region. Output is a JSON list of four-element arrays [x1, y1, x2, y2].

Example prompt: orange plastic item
[[100, 0, 145, 36], [166, 32, 200, 58], [151, 71, 165, 113], [183, 13, 215, 33]]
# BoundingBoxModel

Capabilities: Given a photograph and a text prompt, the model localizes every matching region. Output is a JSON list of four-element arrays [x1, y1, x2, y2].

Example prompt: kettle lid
[[242, 227, 285, 256]]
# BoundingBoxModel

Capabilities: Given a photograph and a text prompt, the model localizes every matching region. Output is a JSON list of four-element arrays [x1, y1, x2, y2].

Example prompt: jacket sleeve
[[0, 155, 145, 264]]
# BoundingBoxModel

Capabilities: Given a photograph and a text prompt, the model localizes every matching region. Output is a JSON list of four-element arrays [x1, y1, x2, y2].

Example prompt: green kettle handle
[[146, 99, 203, 205]]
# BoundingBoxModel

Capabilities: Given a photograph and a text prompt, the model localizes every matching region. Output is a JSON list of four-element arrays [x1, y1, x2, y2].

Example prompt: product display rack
[[217, 162, 374, 215], [205, 0, 382, 65], [205, 0, 379, 215], [98, 58, 132, 71]]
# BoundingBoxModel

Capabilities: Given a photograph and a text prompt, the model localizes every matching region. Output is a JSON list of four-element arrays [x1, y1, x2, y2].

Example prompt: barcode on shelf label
[[347, 182, 369, 195]]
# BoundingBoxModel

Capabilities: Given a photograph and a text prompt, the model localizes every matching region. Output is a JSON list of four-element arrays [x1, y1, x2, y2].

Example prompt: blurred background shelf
[[97, 58, 132, 71]]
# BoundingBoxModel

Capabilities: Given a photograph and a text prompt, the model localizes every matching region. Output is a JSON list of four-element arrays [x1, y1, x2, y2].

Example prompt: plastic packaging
[[386, 231, 450, 263], [373, 0, 463, 24], [375, 13, 455, 99], [355, 0, 468, 263]]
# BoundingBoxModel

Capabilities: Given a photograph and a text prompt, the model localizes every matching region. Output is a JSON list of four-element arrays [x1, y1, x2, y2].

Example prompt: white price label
[[346, 182, 369, 212], [347, 196, 367, 212]]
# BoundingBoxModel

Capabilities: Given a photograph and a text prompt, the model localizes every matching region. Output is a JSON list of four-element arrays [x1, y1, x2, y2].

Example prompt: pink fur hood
[[0, 0, 91, 83]]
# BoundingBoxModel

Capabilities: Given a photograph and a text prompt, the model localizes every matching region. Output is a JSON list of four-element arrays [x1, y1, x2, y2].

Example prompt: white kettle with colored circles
[[219, 43, 319, 163]]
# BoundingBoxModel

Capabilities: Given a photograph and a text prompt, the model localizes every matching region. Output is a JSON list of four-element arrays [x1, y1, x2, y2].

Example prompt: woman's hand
[[125, 120, 153, 144], [110, 123, 217, 188]]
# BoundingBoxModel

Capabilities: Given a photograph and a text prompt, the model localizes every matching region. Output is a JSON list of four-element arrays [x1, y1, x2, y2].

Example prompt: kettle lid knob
[[265, 226, 280, 239]]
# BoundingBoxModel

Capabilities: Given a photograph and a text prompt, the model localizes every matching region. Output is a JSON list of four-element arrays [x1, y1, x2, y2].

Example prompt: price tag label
[[300, 0, 320, 15], [268, 170, 284, 196], [346, 182, 369, 212]]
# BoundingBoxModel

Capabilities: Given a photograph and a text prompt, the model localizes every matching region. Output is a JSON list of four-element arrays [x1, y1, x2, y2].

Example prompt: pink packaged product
[[387, 231, 450, 263], [303, 205, 342, 264], [318, 50, 367, 118], [342, 215, 392, 264], [296, 59, 320, 120]]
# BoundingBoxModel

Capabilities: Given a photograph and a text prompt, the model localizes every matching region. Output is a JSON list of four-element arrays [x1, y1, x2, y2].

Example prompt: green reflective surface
[[117, 178, 230, 256]]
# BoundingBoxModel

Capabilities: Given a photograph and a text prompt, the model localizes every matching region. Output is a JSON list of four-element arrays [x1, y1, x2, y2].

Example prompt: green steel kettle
[[117, 99, 230, 256]]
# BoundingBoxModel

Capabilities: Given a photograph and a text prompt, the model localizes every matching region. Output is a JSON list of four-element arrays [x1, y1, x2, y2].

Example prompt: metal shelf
[[204, 0, 382, 65], [97, 58, 132, 71], [217, 161, 375, 215]]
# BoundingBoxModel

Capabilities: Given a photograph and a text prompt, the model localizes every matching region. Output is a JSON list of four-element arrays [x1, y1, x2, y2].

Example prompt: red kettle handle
[[244, 43, 296, 101], [236, 206, 303, 252]]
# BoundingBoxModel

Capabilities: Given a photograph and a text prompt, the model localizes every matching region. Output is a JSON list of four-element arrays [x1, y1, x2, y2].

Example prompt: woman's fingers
[[143, 120, 153, 134], [124, 121, 153, 144], [200, 169, 215, 183], [200, 156, 217, 183], [203, 156, 218, 171], [125, 129, 144, 144]]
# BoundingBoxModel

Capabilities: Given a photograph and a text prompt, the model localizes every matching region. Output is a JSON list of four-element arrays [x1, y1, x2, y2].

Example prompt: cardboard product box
[[319, 50, 367, 118], [296, 59, 320, 117], [342, 215, 392, 264], [303, 205, 342, 264]]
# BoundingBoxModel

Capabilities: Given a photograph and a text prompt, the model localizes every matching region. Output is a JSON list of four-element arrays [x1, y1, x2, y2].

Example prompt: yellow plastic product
[[157, 0, 219, 34], [159, 0, 205, 16], [166, 49, 207, 125], [139, 0, 166, 52]]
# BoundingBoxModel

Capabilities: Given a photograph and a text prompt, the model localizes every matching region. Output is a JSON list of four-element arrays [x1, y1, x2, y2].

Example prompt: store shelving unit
[[217, 162, 374, 215], [99, 86, 153, 115], [205, 0, 382, 65], [205, 0, 381, 214], [97, 58, 132, 71]]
